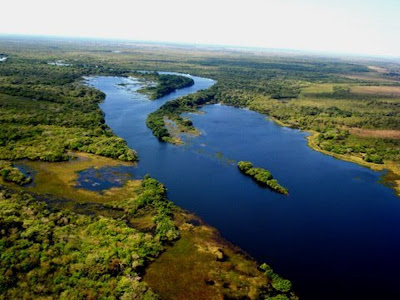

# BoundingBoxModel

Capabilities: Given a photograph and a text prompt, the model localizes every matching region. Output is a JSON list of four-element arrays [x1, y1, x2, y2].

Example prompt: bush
[[271, 275, 292, 293], [237, 161, 254, 172], [260, 263, 292, 294], [364, 154, 383, 164]]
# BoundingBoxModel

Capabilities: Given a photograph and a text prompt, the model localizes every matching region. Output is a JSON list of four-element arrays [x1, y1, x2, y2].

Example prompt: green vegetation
[[312, 128, 396, 164], [0, 174, 183, 298], [142, 54, 399, 168], [144, 211, 298, 300], [248, 87, 400, 166], [2, 154, 297, 299], [138, 73, 194, 100], [104, 42, 399, 192], [0, 53, 137, 162], [106, 176, 180, 242], [1, 35, 400, 298], [146, 88, 216, 142], [0, 187, 161, 299], [238, 161, 289, 195], [260, 263, 292, 293], [0, 161, 32, 185]]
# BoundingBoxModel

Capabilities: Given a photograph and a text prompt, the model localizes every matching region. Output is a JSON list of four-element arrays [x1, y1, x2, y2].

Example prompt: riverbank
[[265, 115, 400, 196], [307, 132, 400, 196], [144, 210, 297, 299]]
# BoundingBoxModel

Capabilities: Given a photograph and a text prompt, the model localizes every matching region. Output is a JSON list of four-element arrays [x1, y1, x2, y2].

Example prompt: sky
[[1, 0, 399, 57]]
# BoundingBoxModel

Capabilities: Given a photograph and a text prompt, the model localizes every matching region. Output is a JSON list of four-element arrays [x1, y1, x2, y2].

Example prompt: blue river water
[[84, 74, 400, 300]]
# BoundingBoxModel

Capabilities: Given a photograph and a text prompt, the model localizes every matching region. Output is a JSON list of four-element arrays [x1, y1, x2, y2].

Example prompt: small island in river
[[238, 161, 289, 195], [138, 73, 194, 100]]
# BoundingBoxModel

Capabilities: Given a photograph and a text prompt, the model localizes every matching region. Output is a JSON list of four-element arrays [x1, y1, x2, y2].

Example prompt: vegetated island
[[238, 161, 289, 195], [138, 72, 194, 100], [146, 87, 217, 143]]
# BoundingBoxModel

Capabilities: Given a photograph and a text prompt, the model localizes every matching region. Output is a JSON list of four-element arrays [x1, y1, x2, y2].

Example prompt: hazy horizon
[[1, 0, 399, 58]]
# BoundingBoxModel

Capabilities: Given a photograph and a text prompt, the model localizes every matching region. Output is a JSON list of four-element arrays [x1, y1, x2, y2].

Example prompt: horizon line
[[0, 32, 399, 61]]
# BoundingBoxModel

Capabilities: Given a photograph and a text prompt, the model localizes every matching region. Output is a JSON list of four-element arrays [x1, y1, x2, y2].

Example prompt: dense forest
[[0, 181, 166, 299]]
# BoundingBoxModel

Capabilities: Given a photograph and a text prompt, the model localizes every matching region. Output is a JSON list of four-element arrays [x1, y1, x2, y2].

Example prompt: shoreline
[[268, 116, 400, 196]]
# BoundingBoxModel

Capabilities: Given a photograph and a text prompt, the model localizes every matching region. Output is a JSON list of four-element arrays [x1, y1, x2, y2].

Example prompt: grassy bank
[[144, 211, 297, 300], [307, 132, 400, 196], [268, 115, 400, 196]]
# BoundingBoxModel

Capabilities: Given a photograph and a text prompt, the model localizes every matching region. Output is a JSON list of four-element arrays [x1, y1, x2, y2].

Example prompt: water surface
[[85, 74, 400, 300]]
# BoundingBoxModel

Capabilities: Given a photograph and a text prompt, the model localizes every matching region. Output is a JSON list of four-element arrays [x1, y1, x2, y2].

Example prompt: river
[[84, 74, 400, 300]]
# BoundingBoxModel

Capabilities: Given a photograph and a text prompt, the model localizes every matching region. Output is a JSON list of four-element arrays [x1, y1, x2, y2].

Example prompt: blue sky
[[1, 0, 399, 57]]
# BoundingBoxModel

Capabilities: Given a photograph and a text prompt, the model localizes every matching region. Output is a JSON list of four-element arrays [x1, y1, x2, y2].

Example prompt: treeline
[[238, 161, 289, 195], [306, 85, 400, 100], [139, 73, 194, 100], [315, 128, 399, 164], [146, 87, 217, 141]]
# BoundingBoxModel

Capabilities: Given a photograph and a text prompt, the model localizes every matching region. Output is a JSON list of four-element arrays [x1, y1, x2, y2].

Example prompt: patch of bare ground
[[351, 85, 400, 97], [368, 66, 388, 73], [342, 74, 399, 83], [348, 128, 400, 139]]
